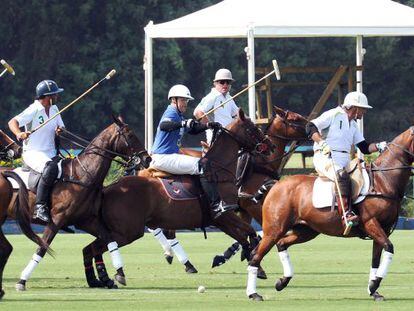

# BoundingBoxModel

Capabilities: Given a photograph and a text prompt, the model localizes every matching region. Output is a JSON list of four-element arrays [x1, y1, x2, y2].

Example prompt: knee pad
[[336, 169, 351, 196], [41, 161, 59, 186]]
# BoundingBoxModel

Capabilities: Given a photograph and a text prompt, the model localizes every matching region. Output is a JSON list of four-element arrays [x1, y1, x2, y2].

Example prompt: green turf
[[1, 231, 414, 310]]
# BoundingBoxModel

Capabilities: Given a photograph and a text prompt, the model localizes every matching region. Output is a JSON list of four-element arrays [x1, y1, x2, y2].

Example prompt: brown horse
[[77, 109, 275, 288], [0, 132, 47, 299], [246, 126, 414, 301], [15, 116, 151, 291], [212, 106, 309, 268], [0, 129, 22, 162]]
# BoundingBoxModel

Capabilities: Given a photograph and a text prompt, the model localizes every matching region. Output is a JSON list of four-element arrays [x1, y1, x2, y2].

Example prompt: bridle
[[265, 110, 308, 141], [60, 126, 148, 171], [0, 131, 20, 161]]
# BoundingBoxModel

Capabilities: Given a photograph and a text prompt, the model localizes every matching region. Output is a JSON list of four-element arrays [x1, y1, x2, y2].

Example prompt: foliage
[[1, 0, 414, 143]]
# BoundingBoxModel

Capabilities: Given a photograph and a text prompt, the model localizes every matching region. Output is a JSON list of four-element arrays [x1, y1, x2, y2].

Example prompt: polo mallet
[[0, 59, 15, 78], [329, 156, 353, 235], [198, 59, 281, 121], [31, 69, 116, 134]]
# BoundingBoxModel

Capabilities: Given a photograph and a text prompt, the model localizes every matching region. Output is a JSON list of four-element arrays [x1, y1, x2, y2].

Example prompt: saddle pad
[[312, 164, 370, 208], [159, 175, 202, 201], [8, 167, 30, 189]]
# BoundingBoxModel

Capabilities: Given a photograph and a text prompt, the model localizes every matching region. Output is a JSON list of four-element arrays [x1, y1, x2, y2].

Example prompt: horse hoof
[[87, 279, 105, 288], [275, 276, 292, 291], [114, 273, 126, 286], [15, 280, 26, 292], [165, 254, 174, 265], [371, 291, 385, 302], [0, 289, 4, 300], [257, 267, 267, 280], [185, 262, 198, 274], [248, 293, 264, 301], [211, 255, 226, 268], [368, 278, 382, 295]]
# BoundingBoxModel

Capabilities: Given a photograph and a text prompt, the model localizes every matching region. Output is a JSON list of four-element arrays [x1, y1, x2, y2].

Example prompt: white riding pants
[[22, 149, 56, 173], [150, 153, 200, 175], [313, 151, 350, 181]]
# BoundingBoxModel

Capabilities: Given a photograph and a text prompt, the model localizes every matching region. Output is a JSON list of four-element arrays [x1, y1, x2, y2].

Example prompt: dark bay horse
[[77, 109, 275, 288], [0, 131, 47, 299], [246, 126, 414, 301], [15, 116, 151, 291], [212, 106, 309, 268]]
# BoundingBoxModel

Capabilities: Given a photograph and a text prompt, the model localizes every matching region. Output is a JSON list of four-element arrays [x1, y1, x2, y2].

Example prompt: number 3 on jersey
[[38, 116, 44, 124]]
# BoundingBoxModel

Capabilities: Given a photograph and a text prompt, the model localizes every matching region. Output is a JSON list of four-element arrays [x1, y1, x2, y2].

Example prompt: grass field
[[1, 231, 414, 310]]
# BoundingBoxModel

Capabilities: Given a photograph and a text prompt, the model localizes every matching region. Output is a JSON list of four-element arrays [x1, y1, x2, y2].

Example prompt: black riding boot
[[33, 161, 59, 222], [199, 174, 237, 219]]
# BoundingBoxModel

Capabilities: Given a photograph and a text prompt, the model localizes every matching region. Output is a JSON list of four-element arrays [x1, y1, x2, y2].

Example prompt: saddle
[[141, 168, 201, 201], [312, 158, 370, 208]]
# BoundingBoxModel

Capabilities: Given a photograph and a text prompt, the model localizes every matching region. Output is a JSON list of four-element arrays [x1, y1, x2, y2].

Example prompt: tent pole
[[144, 22, 154, 151], [247, 25, 256, 122], [356, 35, 364, 158]]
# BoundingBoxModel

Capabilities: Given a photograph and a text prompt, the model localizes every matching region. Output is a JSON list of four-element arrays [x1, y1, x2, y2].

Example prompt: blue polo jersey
[[152, 104, 185, 154]]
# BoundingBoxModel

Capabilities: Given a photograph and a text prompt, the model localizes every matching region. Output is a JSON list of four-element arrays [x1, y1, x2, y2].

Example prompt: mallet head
[[0, 59, 15, 76], [272, 59, 281, 81], [106, 69, 116, 80]]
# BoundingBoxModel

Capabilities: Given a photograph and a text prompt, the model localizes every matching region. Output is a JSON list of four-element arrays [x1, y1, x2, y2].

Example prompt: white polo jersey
[[311, 106, 364, 166], [15, 100, 64, 153], [195, 88, 238, 126]]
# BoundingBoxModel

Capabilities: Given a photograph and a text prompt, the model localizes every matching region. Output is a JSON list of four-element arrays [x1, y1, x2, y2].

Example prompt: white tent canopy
[[144, 0, 414, 149]]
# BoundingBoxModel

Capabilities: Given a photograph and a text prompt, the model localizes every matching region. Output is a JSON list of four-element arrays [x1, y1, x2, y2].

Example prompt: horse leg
[[363, 218, 393, 301], [274, 224, 320, 291], [246, 234, 277, 301], [148, 228, 174, 264], [82, 239, 106, 288], [164, 230, 198, 274], [367, 240, 386, 301], [16, 224, 57, 291], [212, 210, 251, 268], [0, 231, 13, 299]]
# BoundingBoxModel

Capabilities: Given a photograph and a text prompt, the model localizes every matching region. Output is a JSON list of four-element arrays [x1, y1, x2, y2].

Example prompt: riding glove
[[375, 141, 387, 153], [207, 122, 222, 130], [319, 140, 331, 156]]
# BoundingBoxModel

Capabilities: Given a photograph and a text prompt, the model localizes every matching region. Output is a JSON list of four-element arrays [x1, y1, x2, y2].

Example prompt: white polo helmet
[[167, 84, 194, 100], [213, 68, 235, 82], [343, 91, 372, 109]]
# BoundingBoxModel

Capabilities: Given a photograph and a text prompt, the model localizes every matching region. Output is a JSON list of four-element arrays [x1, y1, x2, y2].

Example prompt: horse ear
[[272, 106, 285, 117], [112, 114, 125, 126], [238, 108, 246, 121]]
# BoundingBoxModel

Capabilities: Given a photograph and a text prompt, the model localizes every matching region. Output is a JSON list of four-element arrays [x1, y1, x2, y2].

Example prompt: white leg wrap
[[246, 265, 258, 296], [369, 267, 378, 281], [376, 251, 393, 279], [278, 250, 294, 277], [151, 228, 173, 256], [21, 253, 43, 281], [107, 241, 123, 270], [169, 239, 188, 264], [367, 267, 378, 294]]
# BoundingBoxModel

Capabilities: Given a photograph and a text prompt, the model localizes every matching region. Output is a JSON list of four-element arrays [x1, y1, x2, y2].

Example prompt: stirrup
[[33, 204, 50, 222], [212, 202, 238, 219]]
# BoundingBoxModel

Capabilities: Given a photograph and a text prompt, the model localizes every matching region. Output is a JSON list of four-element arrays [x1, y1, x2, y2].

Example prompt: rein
[[59, 128, 144, 169]]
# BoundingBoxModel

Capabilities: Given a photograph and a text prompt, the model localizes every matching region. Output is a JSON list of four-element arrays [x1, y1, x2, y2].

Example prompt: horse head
[[266, 106, 309, 141], [0, 129, 22, 160], [225, 108, 273, 156], [111, 115, 152, 169]]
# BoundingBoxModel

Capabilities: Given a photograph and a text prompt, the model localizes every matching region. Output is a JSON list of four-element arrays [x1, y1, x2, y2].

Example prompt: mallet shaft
[[31, 69, 116, 134]]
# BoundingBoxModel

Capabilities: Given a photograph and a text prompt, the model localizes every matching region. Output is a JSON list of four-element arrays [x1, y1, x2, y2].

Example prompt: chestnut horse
[[0, 131, 47, 299], [212, 106, 309, 269], [246, 126, 414, 301], [0, 129, 22, 162], [15, 116, 151, 291], [77, 109, 275, 288]]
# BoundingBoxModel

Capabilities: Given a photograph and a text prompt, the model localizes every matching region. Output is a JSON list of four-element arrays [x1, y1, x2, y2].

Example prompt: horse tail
[[1, 171, 50, 252]]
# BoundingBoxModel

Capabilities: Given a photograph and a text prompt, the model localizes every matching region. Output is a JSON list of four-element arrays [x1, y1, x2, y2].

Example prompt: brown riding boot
[[337, 196, 359, 229]]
